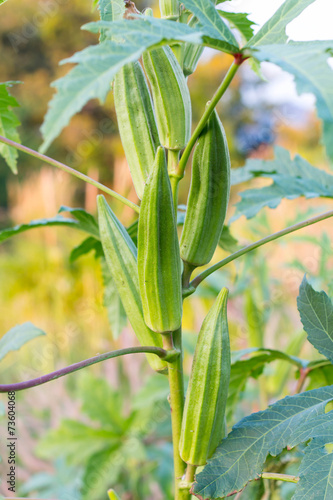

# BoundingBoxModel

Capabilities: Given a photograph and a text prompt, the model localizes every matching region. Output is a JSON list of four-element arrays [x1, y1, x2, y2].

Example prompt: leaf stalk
[[0, 135, 140, 213]]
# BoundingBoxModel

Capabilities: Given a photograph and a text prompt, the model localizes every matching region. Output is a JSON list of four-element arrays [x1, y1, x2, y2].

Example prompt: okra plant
[[1, 0, 333, 498]]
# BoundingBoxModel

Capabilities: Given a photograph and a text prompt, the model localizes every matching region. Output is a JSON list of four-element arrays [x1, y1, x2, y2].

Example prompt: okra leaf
[[246, 0, 316, 47], [228, 348, 302, 421], [297, 276, 333, 364], [193, 385, 333, 499], [0, 82, 21, 173], [58, 206, 99, 238], [101, 258, 127, 340], [253, 41, 333, 163], [218, 225, 239, 253], [231, 146, 333, 220], [0, 216, 79, 244], [84, 18, 203, 45], [182, 0, 239, 54], [36, 419, 120, 465], [19, 459, 82, 500], [0, 322, 46, 362], [81, 448, 122, 500], [0, 207, 99, 245], [40, 20, 203, 153], [218, 11, 256, 43], [69, 236, 103, 263], [98, 0, 125, 42], [293, 437, 333, 499]]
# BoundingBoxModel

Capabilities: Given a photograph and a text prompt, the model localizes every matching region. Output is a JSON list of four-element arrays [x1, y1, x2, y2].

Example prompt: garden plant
[[1, 0, 333, 498]]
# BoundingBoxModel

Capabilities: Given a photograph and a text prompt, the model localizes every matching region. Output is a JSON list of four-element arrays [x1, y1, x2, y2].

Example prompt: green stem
[[0, 135, 140, 214], [185, 464, 196, 484], [261, 472, 299, 484], [190, 209, 333, 291], [168, 328, 186, 500], [178, 61, 240, 177]]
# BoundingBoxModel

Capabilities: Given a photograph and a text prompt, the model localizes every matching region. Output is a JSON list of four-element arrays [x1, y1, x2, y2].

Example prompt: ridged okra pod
[[159, 0, 180, 19], [138, 147, 182, 333], [179, 288, 230, 466], [183, 17, 204, 77], [114, 61, 160, 199], [97, 195, 167, 373], [143, 46, 191, 151], [180, 109, 231, 268]]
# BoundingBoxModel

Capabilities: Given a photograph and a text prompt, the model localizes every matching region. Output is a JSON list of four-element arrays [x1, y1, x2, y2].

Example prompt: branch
[[189, 209, 333, 291], [0, 135, 140, 214], [0, 346, 170, 392]]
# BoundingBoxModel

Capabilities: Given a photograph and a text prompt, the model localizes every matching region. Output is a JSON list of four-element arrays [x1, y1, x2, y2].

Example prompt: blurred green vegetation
[[0, 0, 332, 499]]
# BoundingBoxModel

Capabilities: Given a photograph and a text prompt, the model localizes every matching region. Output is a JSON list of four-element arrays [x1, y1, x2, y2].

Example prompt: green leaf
[[182, 0, 239, 54], [0, 322, 45, 361], [193, 386, 333, 498], [297, 276, 333, 364], [101, 258, 127, 340], [77, 371, 125, 430], [69, 236, 103, 263], [246, 0, 316, 47], [227, 348, 302, 421], [0, 208, 99, 245], [40, 19, 203, 152], [218, 225, 239, 253], [58, 206, 99, 238], [0, 82, 21, 173], [19, 458, 82, 500], [253, 42, 333, 163], [231, 146, 333, 219], [82, 447, 122, 500], [218, 11, 256, 42], [0, 0, 9, 5], [132, 375, 170, 410], [0, 216, 80, 244], [293, 437, 333, 499], [98, 0, 125, 42], [37, 419, 120, 464], [84, 18, 203, 45]]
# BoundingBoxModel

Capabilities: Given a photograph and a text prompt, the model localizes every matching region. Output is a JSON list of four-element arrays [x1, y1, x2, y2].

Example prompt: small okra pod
[[143, 45, 192, 151], [179, 288, 230, 466], [180, 109, 231, 268], [159, 0, 180, 19], [97, 195, 167, 374], [183, 17, 204, 77], [114, 61, 160, 199], [138, 147, 182, 334]]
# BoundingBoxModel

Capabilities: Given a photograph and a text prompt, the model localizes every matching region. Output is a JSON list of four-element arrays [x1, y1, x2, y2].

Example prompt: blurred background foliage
[[0, 0, 332, 499]]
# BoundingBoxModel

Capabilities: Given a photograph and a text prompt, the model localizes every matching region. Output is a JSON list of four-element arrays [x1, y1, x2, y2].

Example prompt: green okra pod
[[159, 0, 180, 19], [114, 61, 160, 199], [138, 147, 182, 334], [143, 45, 191, 151], [180, 109, 231, 268], [97, 195, 167, 373], [183, 17, 204, 77], [179, 287, 230, 466]]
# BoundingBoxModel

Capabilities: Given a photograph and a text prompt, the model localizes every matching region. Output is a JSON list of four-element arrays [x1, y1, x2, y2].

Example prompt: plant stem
[[261, 472, 299, 484], [0, 134, 140, 214], [168, 328, 187, 499], [190, 209, 333, 291], [185, 464, 196, 483], [178, 60, 240, 177], [0, 346, 169, 392]]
